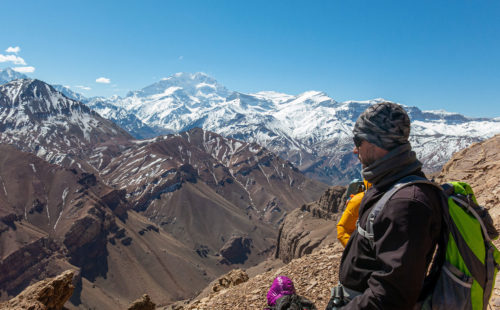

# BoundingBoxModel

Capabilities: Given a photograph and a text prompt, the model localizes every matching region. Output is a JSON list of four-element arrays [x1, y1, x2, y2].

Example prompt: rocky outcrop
[[275, 186, 346, 263], [0, 270, 75, 310], [128, 294, 156, 310], [100, 189, 129, 220], [63, 211, 113, 281], [300, 186, 346, 219], [219, 236, 253, 265], [211, 269, 249, 293], [0, 237, 60, 297]]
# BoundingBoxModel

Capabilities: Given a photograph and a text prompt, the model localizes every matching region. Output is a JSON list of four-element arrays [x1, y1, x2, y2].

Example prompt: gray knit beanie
[[353, 102, 411, 150]]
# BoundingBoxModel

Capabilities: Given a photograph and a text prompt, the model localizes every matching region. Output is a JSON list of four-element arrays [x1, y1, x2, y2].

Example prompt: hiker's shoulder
[[391, 181, 438, 200], [386, 181, 442, 215]]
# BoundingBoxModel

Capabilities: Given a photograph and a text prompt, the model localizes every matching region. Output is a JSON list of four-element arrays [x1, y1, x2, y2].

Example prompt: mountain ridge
[[2, 68, 499, 185], [84, 72, 500, 185]]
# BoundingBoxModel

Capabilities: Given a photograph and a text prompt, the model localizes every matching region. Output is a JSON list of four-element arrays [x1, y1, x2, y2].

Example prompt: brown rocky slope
[[0, 145, 242, 309]]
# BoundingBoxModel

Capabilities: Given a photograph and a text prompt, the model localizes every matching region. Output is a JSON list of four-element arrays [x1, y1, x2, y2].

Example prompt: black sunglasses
[[353, 136, 363, 148]]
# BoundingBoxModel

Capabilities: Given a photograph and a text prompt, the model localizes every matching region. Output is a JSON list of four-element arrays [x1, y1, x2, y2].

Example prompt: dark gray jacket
[[339, 171, 443, 310]]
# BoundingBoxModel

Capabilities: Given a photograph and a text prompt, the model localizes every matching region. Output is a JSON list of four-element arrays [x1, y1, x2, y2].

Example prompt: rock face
[[128, 294, 156, 310], [0, 270, 75, 310], [275, 186, 346, 263], [219, 237, 253, 265], [302, 186, 347, 219]]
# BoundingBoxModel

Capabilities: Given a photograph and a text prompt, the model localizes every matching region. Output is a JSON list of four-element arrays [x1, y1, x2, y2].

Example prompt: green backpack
[[357, 176, 500, 310]]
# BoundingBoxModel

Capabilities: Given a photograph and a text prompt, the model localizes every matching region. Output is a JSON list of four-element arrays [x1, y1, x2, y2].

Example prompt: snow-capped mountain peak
[[126, 72, 230, 100], [0, 78, 132, 166], [0, 79, 76, 113], [0, 67, 28, 84]]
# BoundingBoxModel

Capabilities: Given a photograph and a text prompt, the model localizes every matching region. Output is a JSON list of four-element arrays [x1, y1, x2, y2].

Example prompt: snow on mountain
[[113, 72, 231, 132], [86, 96, 159, 139], [52, 84, 88, 103], [3, 68, 495, 185], [0, 67, 28, 84], [95, 72, 500, 185], [0, 79, 132, 168]]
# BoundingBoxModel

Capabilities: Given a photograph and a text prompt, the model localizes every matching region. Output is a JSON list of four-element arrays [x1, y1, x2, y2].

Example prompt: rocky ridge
[[275, 186, 346, 263], [0, 144, 127, 298], [96, 127, 326, 269]]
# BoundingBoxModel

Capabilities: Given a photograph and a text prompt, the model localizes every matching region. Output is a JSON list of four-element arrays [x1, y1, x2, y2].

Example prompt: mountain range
[[83, 72, 500, 185], [0, 77, 325, 308], [2, 68, 500, 185]]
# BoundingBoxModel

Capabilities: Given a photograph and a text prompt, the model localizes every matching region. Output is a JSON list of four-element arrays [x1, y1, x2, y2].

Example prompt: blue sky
[[1, 0, 499, 117]]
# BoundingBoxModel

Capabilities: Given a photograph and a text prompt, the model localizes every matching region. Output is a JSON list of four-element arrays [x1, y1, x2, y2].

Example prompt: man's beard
[[359, 151, 378, 169]]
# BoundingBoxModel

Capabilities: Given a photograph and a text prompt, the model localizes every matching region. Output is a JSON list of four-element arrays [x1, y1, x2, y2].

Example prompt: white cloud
[[161, 77, 170, 81], [96, 77, 111, 84], [6, 46, 20, 54], [0, 54, 26, 65], [179, 56, 184, 60], [75, 85, 91, 91], [12, 66, 35, 73]]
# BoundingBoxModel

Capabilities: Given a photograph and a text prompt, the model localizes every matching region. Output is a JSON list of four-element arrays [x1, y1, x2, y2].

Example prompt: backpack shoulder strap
[[357, 175, 442, 245]]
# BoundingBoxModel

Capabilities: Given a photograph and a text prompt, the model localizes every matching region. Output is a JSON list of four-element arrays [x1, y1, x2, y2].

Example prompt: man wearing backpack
[[329, 102, 444, 309]]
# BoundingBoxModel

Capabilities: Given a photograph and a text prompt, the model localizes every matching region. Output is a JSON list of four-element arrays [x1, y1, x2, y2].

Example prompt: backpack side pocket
[[430, 262, 473, 310]]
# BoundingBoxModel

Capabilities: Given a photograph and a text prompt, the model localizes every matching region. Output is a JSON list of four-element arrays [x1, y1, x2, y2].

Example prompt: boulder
[[211, 269, 249, 292], [127, 294, 156, 310], [0, 270, 75, 310]]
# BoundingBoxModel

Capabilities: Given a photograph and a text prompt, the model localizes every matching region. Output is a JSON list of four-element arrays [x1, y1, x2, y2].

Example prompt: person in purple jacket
[[266, 276, 317, 310]]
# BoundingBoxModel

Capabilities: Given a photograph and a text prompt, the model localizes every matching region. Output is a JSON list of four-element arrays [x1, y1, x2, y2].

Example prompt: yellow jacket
[[337, 180, 371, 247]]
